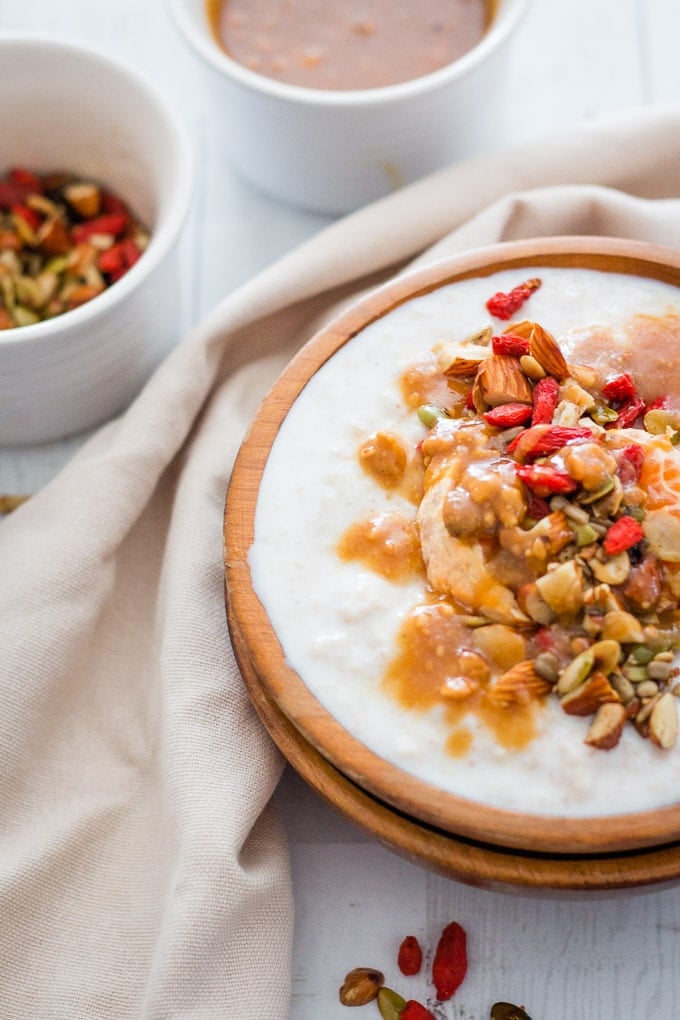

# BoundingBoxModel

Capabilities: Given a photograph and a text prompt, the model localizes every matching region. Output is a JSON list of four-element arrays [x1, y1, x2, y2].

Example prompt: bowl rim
[[168, 0, 531, 109], [225, 235, 680, 856], [0, 34, 193, 349]]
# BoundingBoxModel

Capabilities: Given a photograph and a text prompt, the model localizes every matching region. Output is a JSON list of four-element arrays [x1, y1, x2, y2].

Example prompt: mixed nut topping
[[345, 277, 680, 753], [0, 166, 150, 327]]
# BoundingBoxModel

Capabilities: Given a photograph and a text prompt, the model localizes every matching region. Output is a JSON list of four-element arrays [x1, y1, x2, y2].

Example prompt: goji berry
[[432, 921, 467, 1001], [11, 204, 41, 232], [603, 516, 645, 556], [464, 388, 475, 410], [486, 278, 541, 320], [509, 424, 592, 462], [646, 395, 668, 412], [483, 402, 533, 428], [531, 375, 560, 425], [617, 443, 645, 485], [397, 935, 423, 976], [526, 494, 551, 520], [71, 211, 128, 244], [401, 1002, 436, 1020], [516, 463, 578, 496], [8, 167, 43, 193], [491, 333, 531, 357], [602, 372, 637, 403], [97, 238, 141, 278], [0, 180, 33, 208], [613, 395, 645, 429]]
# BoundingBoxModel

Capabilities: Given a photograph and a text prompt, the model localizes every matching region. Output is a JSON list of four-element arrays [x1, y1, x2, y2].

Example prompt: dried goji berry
[[508, 424, 591, 462], [602, 516, 645, 555], [0, 180, 33, 208], [8, 166, 43, 193], [432, 921, 468, 1002], [491, 333, 531, 357], [401, 1001, 436, 1020], [516, 463, 578, 496], [646, 395, 668, 412], [613, 395, 645, 429], [464, 388, 475, 410], [71, 211, 128, 243], [397, 935, 423, 976], [531, 375, 560, 425], [617, 443, 645, 485], [526, 494, 551, 520], [11, 204, 41, 232], [483, 402, 533, 428], [486, 278, 541, 320], [602, 372, 637, 403]]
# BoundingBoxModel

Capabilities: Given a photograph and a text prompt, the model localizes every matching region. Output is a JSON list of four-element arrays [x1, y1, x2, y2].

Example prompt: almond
[[475, 354, 533, 408], [649, 692, 679, 749], [528, 323, 569, 380], [442, 355, 485, 378], [487, 660, 552, 707], [560, 670, 620, 716], [339, 967, 385, 1007], [584, 701, 626, 750], [36, 216, 71, 256]]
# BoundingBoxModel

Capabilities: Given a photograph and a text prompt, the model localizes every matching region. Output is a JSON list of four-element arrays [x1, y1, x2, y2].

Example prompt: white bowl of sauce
[[226, 237, 680, 857], [169, 0, 530, 213]]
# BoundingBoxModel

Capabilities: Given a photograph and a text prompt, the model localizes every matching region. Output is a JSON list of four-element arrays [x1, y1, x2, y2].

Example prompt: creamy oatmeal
[[249, 267, 680, 817]]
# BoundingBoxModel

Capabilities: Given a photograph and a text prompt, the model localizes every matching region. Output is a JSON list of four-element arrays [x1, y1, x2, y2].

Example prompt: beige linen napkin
[[3, 106, 680, 1019]]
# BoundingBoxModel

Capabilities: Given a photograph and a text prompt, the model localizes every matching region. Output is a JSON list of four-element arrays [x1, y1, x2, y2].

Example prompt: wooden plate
[[237, 616, 680, 895], [225, 236, 680, 858]]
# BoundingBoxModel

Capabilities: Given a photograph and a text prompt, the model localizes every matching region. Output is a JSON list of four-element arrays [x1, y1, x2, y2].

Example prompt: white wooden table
[[2, 2, 680, 1017]]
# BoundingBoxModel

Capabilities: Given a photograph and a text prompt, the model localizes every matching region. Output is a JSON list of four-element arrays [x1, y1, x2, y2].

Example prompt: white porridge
[[249, 266, 680, 817]]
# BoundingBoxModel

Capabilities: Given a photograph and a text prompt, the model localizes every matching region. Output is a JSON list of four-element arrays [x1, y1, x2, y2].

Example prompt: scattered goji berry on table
[[483, 402, 533, 428], [401, 1001, 436, 1020], [491, 333, 531, 357], [516, 463, 578, 496], [397, 935, 423, 976], [603, 515, 645, 555], [602, 372, 637, 402], [432, 921, 468, 1001], [486, 278, 541, 320], [531, 375, 560, 425]]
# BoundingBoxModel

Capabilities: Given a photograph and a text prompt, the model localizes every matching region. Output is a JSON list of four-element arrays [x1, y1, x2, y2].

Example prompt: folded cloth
[[2, 106, 680, 1019]]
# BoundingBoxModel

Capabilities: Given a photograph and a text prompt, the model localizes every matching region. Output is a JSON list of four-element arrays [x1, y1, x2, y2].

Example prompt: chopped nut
[[474, 355, 533, 408], [560, 670, 620, 716], [649, 692, 679, 749], [528, 322, 569, 379], [584, 702, 626, 750]]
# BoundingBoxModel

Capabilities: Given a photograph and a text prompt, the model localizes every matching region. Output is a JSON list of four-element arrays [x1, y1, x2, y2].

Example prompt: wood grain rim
[[225, 236, 680, 857]]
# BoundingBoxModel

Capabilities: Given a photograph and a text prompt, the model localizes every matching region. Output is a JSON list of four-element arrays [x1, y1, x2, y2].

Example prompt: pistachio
[[339, 967, 384, 1007], [376, 986, 407, 1020]]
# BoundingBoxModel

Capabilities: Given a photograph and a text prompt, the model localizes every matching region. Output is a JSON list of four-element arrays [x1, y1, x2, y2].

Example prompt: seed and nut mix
[[0, 166, 150, 328], [347, 278, 680, 754]]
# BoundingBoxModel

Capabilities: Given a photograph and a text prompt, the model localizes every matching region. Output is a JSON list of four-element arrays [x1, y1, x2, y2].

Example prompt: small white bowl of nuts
[[0, 36, 193, 444]]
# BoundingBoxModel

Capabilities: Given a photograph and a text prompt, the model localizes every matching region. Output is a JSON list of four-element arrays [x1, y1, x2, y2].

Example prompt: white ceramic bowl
[[168, 0, 530, 215], [0, 36, 193, 445]]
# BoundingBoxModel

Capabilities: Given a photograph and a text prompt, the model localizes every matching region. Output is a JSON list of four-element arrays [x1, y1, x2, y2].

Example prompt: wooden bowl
[[225, 236, 680, 859]]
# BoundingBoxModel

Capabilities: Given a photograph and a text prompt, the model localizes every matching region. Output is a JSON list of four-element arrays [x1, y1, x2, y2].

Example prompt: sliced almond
[[560, 670, 620, 716], [649, 692, 679, 749], [487, 660, 552, 707], [529, 323, 569, 380], [584, 701, 626, 750]]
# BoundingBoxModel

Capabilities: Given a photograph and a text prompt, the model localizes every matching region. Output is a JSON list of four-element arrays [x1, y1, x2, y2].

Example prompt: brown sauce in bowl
[[206, 0, 495, 91]]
